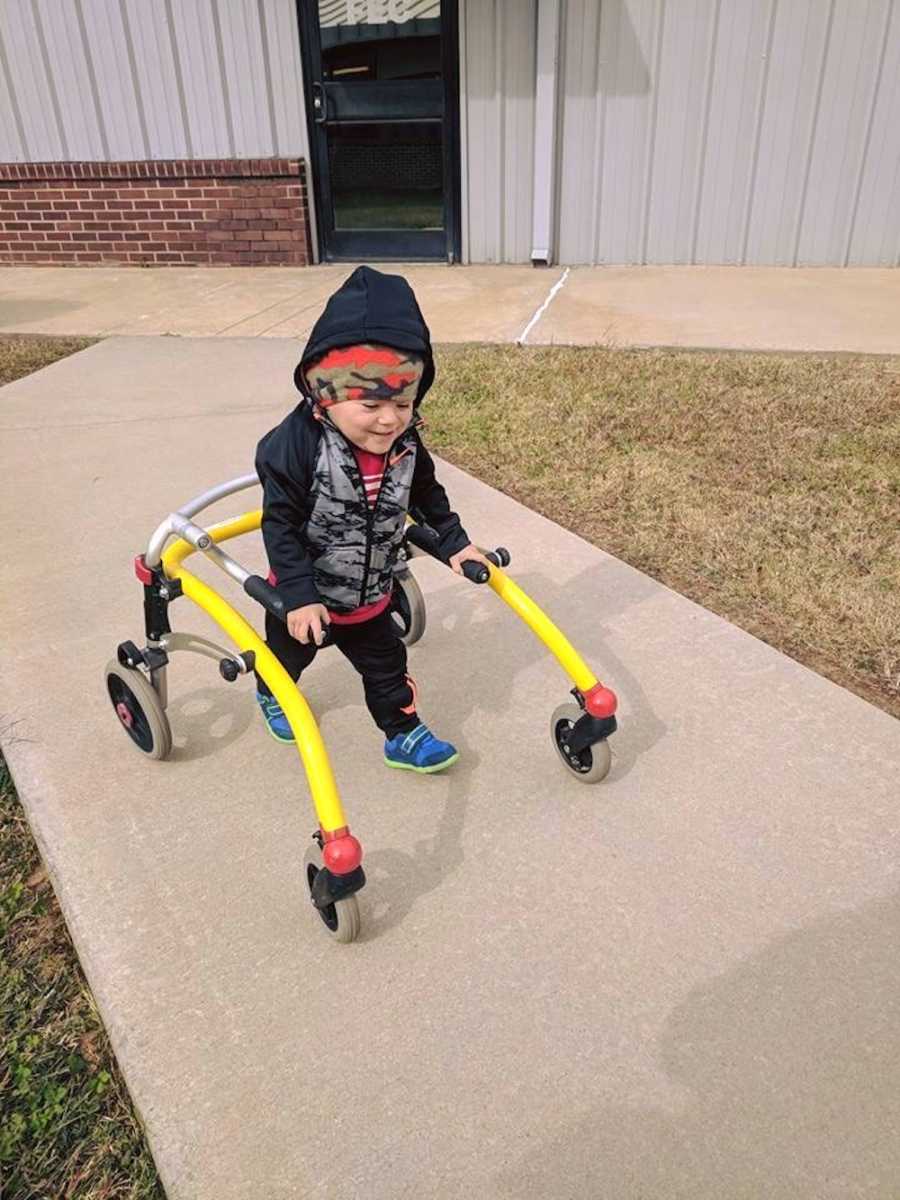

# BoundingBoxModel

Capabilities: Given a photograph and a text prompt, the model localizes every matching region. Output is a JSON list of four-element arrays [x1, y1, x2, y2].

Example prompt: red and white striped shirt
[[354, 447, 386, 507]]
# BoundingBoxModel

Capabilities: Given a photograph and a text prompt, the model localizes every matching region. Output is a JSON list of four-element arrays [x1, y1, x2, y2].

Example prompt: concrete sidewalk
[[1, 336, 899, 1199], [1, 263, 899, 352]]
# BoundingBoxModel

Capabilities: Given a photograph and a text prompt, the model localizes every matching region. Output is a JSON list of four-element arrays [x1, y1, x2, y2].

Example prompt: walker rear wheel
[[390, 570, 426, 646], [303, 840, 361, 944], [105, 658, 173, 760], [550, 702, 612, 784]]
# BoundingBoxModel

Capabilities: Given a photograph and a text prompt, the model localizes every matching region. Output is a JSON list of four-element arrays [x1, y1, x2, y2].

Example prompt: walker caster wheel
[[390, 570, 426, 646], [104, 658, 172, 760], [303, 839, 362, 944], [550, 702, 612, 784]]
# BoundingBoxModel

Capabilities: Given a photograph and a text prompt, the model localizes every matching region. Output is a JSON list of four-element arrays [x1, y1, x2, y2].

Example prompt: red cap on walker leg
[[134, 555, 153, 585], [583, 683, 618, 718], [321, 827, 363, 874]]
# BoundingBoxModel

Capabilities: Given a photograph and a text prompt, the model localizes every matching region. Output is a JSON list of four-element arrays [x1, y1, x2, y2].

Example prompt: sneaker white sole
[[384, 752, 459, 774], [262, 719, 294, 744]]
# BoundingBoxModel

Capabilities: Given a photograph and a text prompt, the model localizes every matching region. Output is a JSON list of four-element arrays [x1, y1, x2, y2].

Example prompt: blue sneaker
[[256, 691, 293, 743], [384, 723, 459, 774]]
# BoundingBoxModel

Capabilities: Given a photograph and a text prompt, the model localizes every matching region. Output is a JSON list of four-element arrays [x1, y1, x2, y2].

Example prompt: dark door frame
[[295, 0, 462, 264]]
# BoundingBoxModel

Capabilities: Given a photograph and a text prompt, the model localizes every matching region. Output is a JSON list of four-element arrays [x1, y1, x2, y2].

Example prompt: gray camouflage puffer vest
[[304, 417, 417, 613]]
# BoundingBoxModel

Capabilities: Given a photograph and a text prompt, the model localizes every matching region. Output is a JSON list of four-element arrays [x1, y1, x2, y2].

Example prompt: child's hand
[[449, 544, 493, 576], [286, 603, 331, 645]]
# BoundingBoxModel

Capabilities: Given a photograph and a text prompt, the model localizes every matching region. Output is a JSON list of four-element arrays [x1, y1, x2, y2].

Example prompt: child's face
[[326, 394, 414, 454], [304, 342, 422, 453]]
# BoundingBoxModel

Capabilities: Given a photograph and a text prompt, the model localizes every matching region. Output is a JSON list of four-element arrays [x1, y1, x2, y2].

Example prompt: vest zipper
[[328, 421, 410, 608], [360, 475, 382, 607]]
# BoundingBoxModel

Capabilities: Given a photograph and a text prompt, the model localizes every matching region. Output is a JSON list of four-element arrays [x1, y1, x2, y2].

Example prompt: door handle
[[312, 81, 327, 125]]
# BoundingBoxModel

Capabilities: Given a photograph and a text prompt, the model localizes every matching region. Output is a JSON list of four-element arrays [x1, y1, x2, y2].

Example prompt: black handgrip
[[404, 524, 512, 583], [244, 575, 287, 622], [462, 560, 489, 583], [461, 547, 512, 584]]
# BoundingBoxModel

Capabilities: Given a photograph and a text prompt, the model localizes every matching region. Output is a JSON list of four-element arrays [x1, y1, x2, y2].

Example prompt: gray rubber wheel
[[104, 658, 173, 761], [390, 570, 426, 646], [302, 839, 361, 944], [550, 702, 612, 784]]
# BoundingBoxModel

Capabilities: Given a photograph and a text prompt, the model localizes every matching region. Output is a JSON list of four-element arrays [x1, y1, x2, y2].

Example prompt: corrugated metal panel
[[554, 0, 603, 266], [794, 0, 888, 264], [644, 0, 719, 264], [35, 0, 107, 159], [0, 0, 309, 163], [558, 0, 662, 265], [266, 0, 309, 157], [844, 0, 900, 266], [168, 0, 231, 157], [216, 0, 273, 158], [124, 0, 189, 158], [556, 0, 900, 265], [694, 1, 773, 263], [1, 0, 67, 160], [460, 0, 536, 263], [0, 12, 30, 159], [745, 0, 834, 264], [77, 0, 150, 159]]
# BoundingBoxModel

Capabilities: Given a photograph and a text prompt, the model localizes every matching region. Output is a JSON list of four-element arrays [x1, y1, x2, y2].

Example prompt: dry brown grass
[[1, 755, 164, 1200], [429, 345, 900, 718], [0, 334, 97, 387]]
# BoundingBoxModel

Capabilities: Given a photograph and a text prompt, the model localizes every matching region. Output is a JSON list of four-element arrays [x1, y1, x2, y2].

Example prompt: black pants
[[255, 608, 419, 740]]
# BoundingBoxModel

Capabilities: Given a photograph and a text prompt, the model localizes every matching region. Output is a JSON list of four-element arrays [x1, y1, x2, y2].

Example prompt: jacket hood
[[293, 265, 435, 405]]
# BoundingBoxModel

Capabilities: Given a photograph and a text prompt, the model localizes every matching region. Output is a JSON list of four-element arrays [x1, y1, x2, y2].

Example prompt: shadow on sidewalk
[[493, 888, 900, 1198]]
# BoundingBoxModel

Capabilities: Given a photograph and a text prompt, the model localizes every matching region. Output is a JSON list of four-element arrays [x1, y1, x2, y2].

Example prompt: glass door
[[299, 0, 460, 262]]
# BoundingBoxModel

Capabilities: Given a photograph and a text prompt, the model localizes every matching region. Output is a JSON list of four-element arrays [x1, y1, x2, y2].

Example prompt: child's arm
[[258, 463, 332, 643], [409, 435, 491, 577], [255, 434, 322, 614], [408, 435, 472, 562]]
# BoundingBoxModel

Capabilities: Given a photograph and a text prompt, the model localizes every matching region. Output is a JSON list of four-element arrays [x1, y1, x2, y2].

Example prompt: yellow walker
[[105, 474, 618, 944]]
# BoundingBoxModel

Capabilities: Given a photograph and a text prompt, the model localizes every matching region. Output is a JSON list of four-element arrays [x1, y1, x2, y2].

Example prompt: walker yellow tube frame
[[483, 564, 617, 719], [160, 511, 348, 839], [401, 521, 618, 779], [104, 474, 365, 941], [106, 476, 618, 944]]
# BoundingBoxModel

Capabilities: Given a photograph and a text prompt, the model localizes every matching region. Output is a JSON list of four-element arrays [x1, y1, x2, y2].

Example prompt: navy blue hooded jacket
[[255, 266, 470, 614]]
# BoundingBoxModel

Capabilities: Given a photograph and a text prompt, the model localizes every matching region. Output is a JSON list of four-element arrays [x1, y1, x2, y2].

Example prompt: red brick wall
[[0, 158, 311, 266]]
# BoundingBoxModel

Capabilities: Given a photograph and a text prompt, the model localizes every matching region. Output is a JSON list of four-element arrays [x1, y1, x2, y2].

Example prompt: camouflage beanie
[[305, 343, 425, 408]]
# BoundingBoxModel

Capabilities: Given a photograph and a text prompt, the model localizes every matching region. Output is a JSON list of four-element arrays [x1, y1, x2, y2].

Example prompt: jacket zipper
[[360, 434, 417, 605]]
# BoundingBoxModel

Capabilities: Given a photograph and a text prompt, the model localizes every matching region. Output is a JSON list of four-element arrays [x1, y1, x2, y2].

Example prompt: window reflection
[[317, 1, 445, 233], [330, 123, 443, 230]]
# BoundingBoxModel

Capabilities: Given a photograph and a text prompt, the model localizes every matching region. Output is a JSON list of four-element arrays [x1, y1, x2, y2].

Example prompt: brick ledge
[[0, 158, 302, 182]]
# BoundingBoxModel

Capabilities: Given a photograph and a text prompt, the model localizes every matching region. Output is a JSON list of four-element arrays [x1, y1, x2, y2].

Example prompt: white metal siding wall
[[0, 0, 310, 163], [460, 0, 536, 263], [556, 0, 900, 266]]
